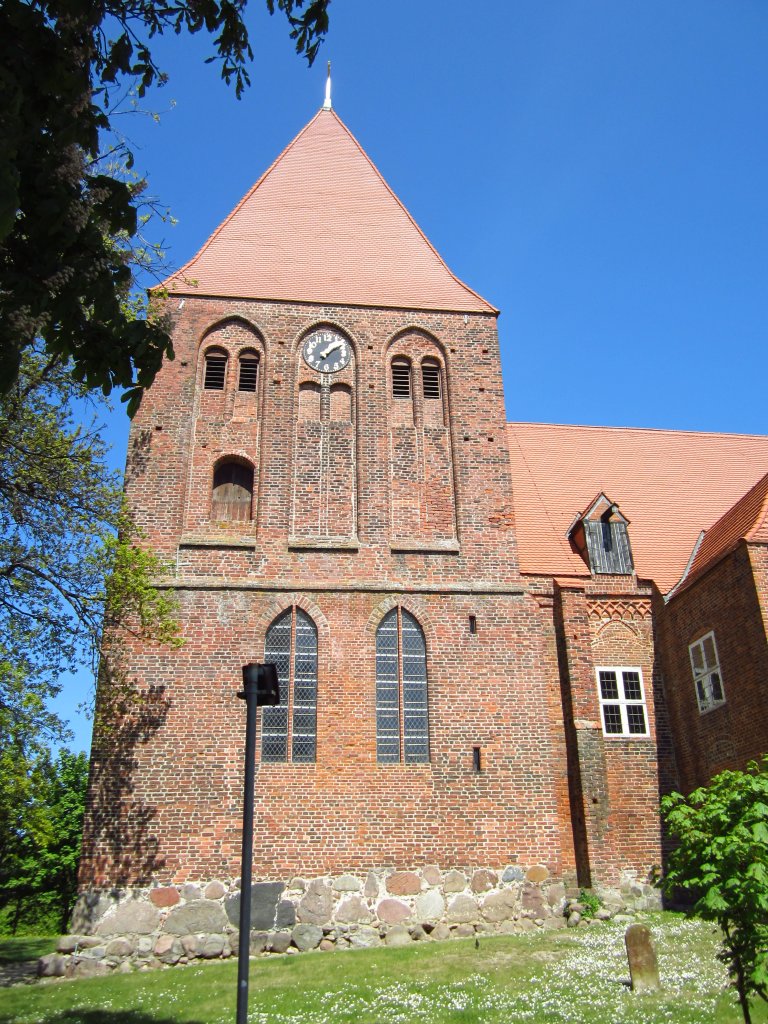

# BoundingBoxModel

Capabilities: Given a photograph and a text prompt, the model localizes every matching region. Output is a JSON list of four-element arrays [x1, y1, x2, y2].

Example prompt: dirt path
[[0, 960, 38, 986]]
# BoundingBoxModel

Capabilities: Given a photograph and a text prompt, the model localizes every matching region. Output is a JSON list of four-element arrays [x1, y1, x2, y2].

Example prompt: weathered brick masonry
[[660, 540, 768, 793], [80, 295, 580, 891], [546, 576, 672, 889]]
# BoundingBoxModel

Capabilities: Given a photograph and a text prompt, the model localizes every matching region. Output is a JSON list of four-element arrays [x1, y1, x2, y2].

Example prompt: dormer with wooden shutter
[[568, 493, 634, 575]]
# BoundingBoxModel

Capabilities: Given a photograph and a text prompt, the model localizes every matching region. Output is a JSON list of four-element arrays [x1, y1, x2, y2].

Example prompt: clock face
[[302, 329, 351, 373]]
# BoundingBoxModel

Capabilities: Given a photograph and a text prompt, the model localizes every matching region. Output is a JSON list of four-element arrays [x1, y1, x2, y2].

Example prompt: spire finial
[[323, 60, 332, 110]]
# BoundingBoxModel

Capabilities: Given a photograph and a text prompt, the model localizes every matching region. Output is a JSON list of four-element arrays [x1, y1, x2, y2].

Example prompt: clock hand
[[319, 340, 342, 358]]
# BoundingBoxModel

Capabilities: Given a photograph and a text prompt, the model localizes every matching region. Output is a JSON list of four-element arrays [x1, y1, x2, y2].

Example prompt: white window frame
[[689, 631, 726, 713], [595, 666, 650, 738]]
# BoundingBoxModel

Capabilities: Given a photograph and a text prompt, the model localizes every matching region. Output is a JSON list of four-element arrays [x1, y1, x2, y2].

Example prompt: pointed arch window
[[204, 349, 228, 390], [261, 608, 318, 763], [211, 460, 253, 521], [376, 608, 429, 764]]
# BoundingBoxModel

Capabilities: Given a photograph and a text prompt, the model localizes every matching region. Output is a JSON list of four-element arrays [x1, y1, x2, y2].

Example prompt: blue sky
[[57, 0, 768, 750]]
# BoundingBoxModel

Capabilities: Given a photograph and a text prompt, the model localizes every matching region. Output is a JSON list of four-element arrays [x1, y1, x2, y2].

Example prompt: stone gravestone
[[625, 924, 661, 992]]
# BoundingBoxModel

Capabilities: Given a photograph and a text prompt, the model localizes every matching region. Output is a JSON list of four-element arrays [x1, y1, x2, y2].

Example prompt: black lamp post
[[236, 663, 279, 1024]]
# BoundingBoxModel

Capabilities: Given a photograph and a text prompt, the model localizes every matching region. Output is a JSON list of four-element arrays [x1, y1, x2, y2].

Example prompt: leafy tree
[[0, 0, 330, 412], [0, 746, 89, 934], [0, 347, 180, 708], [662, 757, 768, 1024], [0, 347, 183, 930]]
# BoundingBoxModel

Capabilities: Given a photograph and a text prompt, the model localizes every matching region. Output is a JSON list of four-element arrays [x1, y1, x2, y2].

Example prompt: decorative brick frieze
[[587, 598, 653, 623]]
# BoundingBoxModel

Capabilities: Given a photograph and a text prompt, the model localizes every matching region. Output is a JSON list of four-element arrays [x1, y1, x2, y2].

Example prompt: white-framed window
[[689, 632, 726, 713], [596, 667, 649, 737]]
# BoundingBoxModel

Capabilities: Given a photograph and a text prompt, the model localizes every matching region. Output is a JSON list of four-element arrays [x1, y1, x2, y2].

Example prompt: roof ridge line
[[665, 529, 706, 601], [328, 111, 497, 315], [506, 421, 768, 440], [666, 471, 768, 598], [741, 471, 768, 542], [159, 109, 325, 292]]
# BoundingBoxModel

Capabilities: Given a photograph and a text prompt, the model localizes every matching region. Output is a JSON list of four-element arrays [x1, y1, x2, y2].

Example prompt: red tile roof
[[162, 109, 495, 314], [507, 422, 768, 592], [674, 471, 768, 593]]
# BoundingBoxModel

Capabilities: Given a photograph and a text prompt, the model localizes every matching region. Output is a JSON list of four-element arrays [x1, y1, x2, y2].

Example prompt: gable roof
[[162, 109, 495, 315], [507, 422, 768, 591], [568, 492, 630, 531], [672, 470, 768, 594]]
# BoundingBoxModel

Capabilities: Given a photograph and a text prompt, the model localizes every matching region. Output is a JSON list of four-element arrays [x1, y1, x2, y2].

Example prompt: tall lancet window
[[261, 608, 318, 763], [376, 608, 429, 764]]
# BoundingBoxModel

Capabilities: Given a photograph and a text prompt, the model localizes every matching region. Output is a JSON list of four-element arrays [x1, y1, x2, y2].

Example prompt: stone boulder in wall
[[224, 882, 286, 930], [297, 880, 333, 925], [164, 899, 228, 935]]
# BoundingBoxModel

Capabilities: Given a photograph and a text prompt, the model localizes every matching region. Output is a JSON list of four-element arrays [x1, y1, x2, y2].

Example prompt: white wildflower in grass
[[239, 916, 733, 1024], [0, 912, 742, 1024]]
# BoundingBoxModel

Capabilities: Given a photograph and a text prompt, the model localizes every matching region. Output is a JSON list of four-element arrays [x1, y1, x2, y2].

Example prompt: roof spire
[[323, 61, 332, 110]]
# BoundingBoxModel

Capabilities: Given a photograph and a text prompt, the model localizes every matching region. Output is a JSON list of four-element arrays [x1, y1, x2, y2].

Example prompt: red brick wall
[[659, 542, 768, 793], [81, 589, 574, 887], [81, 297, 583, 889], [123, 298, 515, 579], [552, 580, 666, 888], [387, 333, 456, 542], [749, 543, 768, 641]]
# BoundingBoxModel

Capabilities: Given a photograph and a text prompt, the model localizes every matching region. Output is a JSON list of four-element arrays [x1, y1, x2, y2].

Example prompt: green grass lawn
[[0, 914, 765, 1024]]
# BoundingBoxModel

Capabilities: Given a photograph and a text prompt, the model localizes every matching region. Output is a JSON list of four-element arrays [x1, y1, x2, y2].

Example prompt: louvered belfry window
[[238, 352, 259, 392], [376, 608, 429, 764], [261, 608, 318, 763], [204, 350, 227, 390], [422, 361, 441, 400], [584, 520, 633, 574], [211, 461, 253, 521], [392, 359, 412, 399]]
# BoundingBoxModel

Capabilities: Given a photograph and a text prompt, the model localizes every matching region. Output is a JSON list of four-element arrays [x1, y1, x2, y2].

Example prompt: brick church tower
[[78, 103, 586, 932]]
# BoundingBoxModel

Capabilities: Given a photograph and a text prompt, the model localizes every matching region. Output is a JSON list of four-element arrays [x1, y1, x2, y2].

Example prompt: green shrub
[[662, 755, 768, 1024], [578, 888, 603, 919]]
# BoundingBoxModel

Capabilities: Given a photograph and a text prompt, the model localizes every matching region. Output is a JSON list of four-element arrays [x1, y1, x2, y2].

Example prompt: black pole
[[235, 663, 279, 1024], [236, 671, 259, 1024]]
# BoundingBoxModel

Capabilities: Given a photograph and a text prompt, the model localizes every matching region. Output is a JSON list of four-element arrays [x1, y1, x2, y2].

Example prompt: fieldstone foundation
[[42, 865, 661, 977]]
